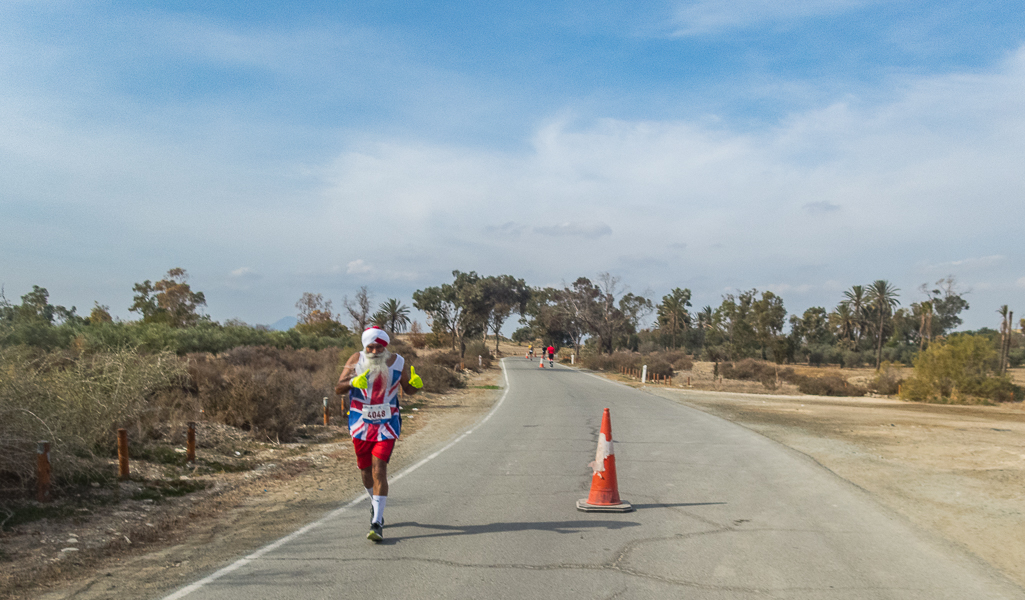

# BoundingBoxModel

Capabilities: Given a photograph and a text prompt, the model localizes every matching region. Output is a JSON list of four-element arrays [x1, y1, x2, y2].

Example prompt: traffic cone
[[576, 408, 632, 512], [539, 358, 544, 368]]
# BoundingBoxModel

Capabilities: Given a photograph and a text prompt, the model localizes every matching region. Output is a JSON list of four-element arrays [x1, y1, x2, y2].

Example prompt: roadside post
[[641, 365, 647, 384], [36, 441, 51, 503], [117, 428, 129, 480], [187, 422, 196, 463], [323, 397, 330, 426]]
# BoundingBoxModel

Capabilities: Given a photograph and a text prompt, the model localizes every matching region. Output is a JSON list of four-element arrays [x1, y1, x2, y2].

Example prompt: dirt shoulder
[[604, 371, 1025, 590], [1, 367, 504, 600]]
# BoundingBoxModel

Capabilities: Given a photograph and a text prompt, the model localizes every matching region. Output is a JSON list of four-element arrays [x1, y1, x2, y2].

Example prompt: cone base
[[576, 499, 633, 513]]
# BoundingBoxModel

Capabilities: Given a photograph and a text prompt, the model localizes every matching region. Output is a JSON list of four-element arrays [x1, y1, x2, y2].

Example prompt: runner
[[527, 344, 534, 360], [547, 344, 555, 368], [335, 326, 422, 542]]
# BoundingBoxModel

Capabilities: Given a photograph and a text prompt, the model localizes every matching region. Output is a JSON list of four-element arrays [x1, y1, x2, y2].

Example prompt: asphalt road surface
[[160, 358, 1025, 599]]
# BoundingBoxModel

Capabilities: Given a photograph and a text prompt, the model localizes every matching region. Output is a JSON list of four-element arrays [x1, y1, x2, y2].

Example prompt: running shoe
[[367, 522, 384, 542]]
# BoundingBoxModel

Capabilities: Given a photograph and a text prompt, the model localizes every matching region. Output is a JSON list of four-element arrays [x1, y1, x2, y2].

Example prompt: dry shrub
[[721, 358, 799, 390], [423, 350, 462, 371], [0, 347, 185, 491], [414, 363, 464, 393], [797, 374, 866, 397], [408, 322, 427, 349], [185, 346, 340, 443], [869, 362, 904, 395], [662, 350, 694, 371], [462, 341, 493, 371]]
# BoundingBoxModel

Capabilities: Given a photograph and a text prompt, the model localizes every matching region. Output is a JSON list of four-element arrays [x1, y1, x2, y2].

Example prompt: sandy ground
[[0, 367, 504, 600], [5, 350, 1025, 597]]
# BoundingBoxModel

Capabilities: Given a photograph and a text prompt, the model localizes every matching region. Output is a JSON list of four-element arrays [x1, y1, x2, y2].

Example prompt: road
[[159, 358, 1025, 599]]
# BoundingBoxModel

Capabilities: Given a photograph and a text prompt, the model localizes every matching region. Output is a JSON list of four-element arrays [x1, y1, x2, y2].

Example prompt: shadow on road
[[385, 519, 640, 542], [630, 502, 727, 510]]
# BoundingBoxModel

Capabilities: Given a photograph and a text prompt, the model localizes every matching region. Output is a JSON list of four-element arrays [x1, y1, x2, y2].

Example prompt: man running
[[546, 344, 555, 368], [527, 344, 534, 360], [335, 326, 422, 542]]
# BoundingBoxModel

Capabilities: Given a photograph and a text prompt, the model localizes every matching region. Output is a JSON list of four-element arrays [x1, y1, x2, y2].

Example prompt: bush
[[0, 347, 185, 490], [869, 362, 903, 395], [901, 335, 1023, 404], [797, 374, 866, 397], [186, 347, 340, 442], [721, 358, 799, 390], [412, 363, 464, 393], [462, 341, 493, 371]]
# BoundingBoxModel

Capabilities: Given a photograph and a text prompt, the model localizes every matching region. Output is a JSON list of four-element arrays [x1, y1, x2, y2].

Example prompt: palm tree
[[375, 298, 411, 336], [842, 285, 867, 345], [657, 288, 692, 349], [998, 305, 1013, 374], [866, 280, 900, 369], [830, 303, 856, 348]]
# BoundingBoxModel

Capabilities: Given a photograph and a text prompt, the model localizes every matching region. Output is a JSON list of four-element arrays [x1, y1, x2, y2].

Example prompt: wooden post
[[687, 376, 691, 386], [187, 422, 196, 463], [323, 397, 330, 426], [668, 375, 672, 386], [36, 441, 51, 503], [117, 428, 129, 480]]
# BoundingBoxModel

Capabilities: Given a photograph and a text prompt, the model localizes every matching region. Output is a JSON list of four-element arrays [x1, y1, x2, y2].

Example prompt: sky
[[2, 0, 1024, 331]]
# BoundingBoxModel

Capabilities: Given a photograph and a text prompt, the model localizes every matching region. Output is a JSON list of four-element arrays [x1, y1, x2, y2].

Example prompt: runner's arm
[[399, 362, 421, 396], [334, 352, 362, 411]]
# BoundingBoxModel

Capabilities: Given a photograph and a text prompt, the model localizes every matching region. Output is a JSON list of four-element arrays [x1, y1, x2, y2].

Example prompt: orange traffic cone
[[539, 358, 544, 368], [577, 408, 632, 512]]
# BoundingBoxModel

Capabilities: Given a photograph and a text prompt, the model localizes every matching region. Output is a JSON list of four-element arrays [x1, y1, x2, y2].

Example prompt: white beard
[[359, 350, 392, 393]]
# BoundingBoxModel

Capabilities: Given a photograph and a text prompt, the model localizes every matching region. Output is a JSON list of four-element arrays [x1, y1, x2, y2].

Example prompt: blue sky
[[2, 0, 1024, 331]]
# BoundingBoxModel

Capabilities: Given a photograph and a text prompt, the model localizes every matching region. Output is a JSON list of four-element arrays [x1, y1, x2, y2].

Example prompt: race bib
[[361, 403, 392, 422]]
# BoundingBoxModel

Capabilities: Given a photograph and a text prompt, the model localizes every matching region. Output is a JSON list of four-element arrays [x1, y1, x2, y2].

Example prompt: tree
[[480, 275, 530, 353], [830, 303, 857, 349], [998, 305, 1014, 374], [866, 279, 900, 369], [712, 290, 758, 360], [374, 298, 411, 336], [413, 271, 486, 355], [130, 268, 206, 327], [559, 274, 646, 354], [792, 307, 833, 347], [295, 292, 348, 338], [88, 302, 113, 324], [343, 286, 373, 332], [751, 291, 787, 360], [657, 288, 692, 349], [927, 276, 970, 336], [412, 285, 459, 350], [841, 285, 868, 346]]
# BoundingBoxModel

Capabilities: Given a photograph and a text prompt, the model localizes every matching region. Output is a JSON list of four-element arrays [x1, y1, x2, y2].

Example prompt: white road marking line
[[159, 359, 513, 600]]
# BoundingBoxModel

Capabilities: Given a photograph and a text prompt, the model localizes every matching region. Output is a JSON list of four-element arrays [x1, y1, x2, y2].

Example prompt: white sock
[[372, 495, 387, 525], [365, 487, 373, 499]]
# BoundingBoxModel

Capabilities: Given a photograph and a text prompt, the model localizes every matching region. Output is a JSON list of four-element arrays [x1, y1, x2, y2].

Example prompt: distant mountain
[[269, 316, 297, 331]]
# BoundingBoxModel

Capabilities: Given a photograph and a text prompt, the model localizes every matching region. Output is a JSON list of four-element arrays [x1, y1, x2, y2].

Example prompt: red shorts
[[352, 438, 395, 470]]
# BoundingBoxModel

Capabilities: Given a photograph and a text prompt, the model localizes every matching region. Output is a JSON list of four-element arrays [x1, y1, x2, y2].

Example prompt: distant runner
[[527, 344, 534, 360], [547, 344, 555, 368], [335, 326, 422, 542]]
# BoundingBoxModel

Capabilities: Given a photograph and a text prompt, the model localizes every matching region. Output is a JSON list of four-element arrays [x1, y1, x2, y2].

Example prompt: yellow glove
[[351, 370, 369, 390], [408, 365, 423, 389]]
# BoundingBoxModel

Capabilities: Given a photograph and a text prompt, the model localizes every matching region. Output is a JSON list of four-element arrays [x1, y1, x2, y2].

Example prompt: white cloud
[[230, 267, 261, 280], [923, 255, 1005, 272], [803, 201, 840, 214], [347, 259, 372, 274], [1017, 278, 1025, 289], [534, 222, 612, 238]]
